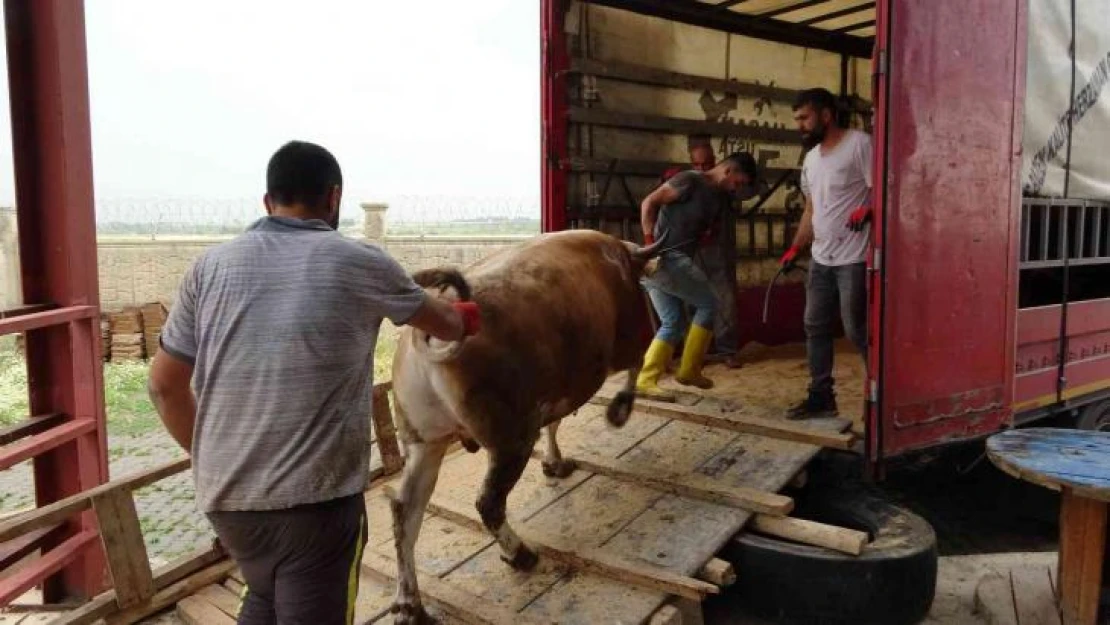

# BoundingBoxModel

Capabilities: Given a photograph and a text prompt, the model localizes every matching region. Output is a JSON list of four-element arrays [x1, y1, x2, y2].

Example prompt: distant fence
[[94, 202, 532, 310], [94, 196, 540, 238], [0, 198, 538, 312]]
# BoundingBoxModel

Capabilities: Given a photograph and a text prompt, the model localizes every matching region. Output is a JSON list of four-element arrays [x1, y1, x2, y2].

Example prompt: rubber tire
[[1077, 399, 1110, 432], [723, 484, 938, 625]]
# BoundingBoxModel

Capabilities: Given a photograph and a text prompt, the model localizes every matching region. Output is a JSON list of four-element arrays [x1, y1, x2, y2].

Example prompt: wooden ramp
[[330, 379, 852, 624]]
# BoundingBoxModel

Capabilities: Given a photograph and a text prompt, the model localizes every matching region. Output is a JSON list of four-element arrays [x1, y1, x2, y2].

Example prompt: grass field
[[0, 331, 400, 434]]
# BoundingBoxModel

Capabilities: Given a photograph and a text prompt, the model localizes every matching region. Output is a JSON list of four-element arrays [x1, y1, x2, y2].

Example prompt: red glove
[[661, 166, 683, 183], [780, 245, 800, 269], [644, 232, 655, 245], [451, 301, 481, 337], [847, 205, 872, 231]]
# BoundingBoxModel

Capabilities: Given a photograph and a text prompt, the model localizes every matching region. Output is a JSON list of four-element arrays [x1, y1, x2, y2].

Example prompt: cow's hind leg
[[390, 438, 451, 625], [606, 365, 641, 427], [541, 420, 577, 478], [478, 445, 539, 571]]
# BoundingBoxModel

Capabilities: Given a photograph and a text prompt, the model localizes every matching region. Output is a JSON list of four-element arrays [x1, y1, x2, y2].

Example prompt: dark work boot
[[787, 391, 838, 420]]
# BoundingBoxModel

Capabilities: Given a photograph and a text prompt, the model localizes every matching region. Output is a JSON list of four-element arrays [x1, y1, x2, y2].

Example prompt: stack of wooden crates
[[102, 302, 168, 362]]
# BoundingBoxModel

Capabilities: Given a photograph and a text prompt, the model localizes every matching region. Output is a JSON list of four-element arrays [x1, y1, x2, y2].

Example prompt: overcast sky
[[0, 1, 539, 211]]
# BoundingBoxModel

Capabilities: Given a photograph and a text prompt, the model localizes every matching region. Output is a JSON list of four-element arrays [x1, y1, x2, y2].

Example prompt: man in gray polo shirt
[[147, 140, 480, 624]]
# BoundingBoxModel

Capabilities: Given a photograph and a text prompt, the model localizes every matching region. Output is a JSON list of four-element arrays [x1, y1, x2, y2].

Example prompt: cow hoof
[[391, 601, 438, 625], [542, 458, 578, 479], [502, 545, 540, 571], [606, 390, 635, 427]]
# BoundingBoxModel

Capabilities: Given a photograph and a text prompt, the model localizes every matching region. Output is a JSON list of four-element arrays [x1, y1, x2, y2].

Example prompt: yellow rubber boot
[[635, 339, 676, 402], [676, 324, 714, 389]]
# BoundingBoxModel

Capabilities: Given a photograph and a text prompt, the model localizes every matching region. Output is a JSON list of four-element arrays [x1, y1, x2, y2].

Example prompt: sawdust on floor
[[662, 339, 867, 434]]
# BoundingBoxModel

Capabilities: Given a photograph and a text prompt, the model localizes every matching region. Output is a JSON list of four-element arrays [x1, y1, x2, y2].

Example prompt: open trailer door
[[868, 0, 1027, 466]]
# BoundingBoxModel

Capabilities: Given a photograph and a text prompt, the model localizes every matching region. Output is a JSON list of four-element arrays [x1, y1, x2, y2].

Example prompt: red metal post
[[4, 0, 109, 601], [864, 0, 890, 475], [541, 0, 569, 233]]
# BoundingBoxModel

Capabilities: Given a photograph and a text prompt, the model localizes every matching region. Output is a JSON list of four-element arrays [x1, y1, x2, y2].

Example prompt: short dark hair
[[793, 87, 838, 117], [721, 152, 758, 181], [266, 140, 343, 212]]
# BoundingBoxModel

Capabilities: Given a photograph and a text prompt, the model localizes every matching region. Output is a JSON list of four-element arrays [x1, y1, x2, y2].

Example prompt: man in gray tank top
[[147, 140, 481, 624], [636, 152, 758, 402]]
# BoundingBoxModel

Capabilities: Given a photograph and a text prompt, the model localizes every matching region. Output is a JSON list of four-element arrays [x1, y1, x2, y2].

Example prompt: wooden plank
[[648, 604, 682, 625], [1010, 567, 1062, 625], [177, 595, 236, 625], [103, 560, 236, 625], [749, 515, 868, 556], [568, 107, 801, 145], [432, 446, 592, 523], [540, 404, 670, 461], [368, 513, 494, 578], [697, 559, 735, 587], [617, 429, 837, 577], [90, 490, 154, 608], [0, 419, 96, 472], [0, 529, 98, 606], [0, 413, 65, 446], [222, 576, 243, 597], [553, 448, 793, 515], [590, 390, 855, 449], [194, 584, 241, 617], [1057, 489, 1106, 625], [520, 572, 664, 624], [414, 491, 717, 601], [371, 385, 403, 475], [0, 457, 190, 543], [441, 542, 573, 613], [361, 550, 546, 625], [352, 571, 405, 624], [55, 547, 227, 625], [0, 522, 61, 571], [973, 572, 1019, 625]]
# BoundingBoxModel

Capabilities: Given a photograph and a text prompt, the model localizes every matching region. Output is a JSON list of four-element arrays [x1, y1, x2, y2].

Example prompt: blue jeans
[[805, 261, 868, 394], [642, 252, 716, 344]]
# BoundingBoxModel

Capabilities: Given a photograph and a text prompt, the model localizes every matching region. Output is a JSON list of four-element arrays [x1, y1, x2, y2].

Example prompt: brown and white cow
[[387, 229, 666, 623]]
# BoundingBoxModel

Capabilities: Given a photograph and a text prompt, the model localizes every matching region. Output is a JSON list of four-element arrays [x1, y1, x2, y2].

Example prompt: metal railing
[[1020, 198, 1110, 269]]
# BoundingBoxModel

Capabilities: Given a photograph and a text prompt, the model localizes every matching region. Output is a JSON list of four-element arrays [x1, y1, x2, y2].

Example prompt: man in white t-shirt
[[780, 88, 873, 419]]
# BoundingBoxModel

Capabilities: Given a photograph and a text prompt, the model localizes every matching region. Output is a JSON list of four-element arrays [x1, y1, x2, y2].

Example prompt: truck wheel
[[723, 484, 937, 625], [1077, 399, 1110, 432]]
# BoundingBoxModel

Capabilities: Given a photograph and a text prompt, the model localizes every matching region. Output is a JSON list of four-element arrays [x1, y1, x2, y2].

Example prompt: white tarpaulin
[[1022, 0, 1110, 200]]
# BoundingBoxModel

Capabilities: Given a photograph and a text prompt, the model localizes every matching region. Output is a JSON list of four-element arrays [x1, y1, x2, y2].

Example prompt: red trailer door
[[868, 0, 1028, 463]]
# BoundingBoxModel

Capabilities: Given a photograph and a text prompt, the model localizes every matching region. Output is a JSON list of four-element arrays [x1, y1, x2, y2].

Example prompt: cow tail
[[409, 267, 472, 363]]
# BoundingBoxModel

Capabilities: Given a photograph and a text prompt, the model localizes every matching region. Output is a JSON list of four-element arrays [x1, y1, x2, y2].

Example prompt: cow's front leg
[[541, 420, 577, 478], [478, 445, 539, 571], [390, 438, 450, 625], [605, 365, 641, 427]]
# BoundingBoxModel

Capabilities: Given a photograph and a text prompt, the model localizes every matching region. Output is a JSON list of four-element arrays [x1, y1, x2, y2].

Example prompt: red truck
[[540, 0, 1110, 475]]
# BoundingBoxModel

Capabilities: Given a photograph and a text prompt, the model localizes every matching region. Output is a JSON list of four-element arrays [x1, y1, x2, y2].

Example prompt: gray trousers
[[805, 260, 868, 394], [206, 494, 367, 625]]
